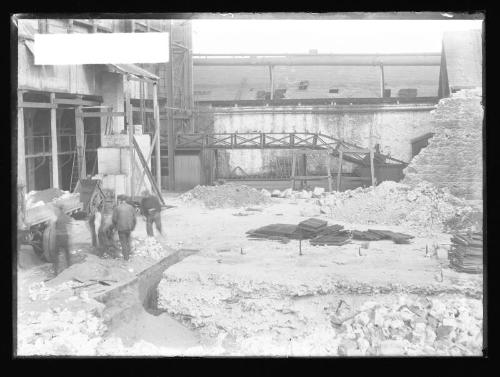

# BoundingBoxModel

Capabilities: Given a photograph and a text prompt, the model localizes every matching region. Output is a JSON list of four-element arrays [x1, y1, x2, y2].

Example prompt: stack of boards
[[247, 218, 414, 247], [449, 232, 483, 274]]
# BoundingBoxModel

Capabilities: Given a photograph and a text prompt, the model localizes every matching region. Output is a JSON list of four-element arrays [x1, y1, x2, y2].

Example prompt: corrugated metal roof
[[442, 29, 482, 90], [194, 65, 440, 101], [106, 64, 159, 81]]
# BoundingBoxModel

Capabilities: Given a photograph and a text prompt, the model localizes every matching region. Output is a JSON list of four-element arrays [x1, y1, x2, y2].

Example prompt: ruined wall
[[212, 106, 435, 176], [403, 89, 483, 200]]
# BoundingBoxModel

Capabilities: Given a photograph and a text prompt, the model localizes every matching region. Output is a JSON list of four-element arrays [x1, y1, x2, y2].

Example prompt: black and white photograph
[[13, 13, 484, 357]]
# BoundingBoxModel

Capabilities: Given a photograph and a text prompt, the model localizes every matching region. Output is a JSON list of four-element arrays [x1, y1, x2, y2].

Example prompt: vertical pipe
[[336, 150, 343, 192], [17, 91, 26, 187], [50, 93, 59, 188], [153, 82, 162, 192], [379, 64, 385, 98], [269, 65, 274, 100]]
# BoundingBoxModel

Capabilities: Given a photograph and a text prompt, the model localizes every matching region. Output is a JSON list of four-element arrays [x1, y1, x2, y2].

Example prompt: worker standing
[[52, 203, 72, 275], [140, 190, 162, 237], [112, 195, 137, 261]]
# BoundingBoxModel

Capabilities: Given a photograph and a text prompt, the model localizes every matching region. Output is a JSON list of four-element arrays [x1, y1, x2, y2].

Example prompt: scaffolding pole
[[50, 93, 59, 188]]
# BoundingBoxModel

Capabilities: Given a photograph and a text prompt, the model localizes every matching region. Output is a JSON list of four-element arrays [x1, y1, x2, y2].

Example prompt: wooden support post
[[49, 93, 59, 188], [167, 20, 176, 191], [124, 76, 134, 197], [300, 153, 307, 190], [291, 153, 296, 190], [326, 153, 332, 192], [369, 122, 375, 188], [153, 82, 162, 192], [336, 150, 343, 192], [370, 148, 375, 189], [140, 81, 145, 129], [379, 64, 385, 98], [17, 91, 26, 187], [75, 104, 86, 179], [269, 65, 274, 100]]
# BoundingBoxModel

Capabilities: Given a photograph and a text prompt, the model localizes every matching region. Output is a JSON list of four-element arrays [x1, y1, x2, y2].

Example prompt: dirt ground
[[16, 192, 483, 356]]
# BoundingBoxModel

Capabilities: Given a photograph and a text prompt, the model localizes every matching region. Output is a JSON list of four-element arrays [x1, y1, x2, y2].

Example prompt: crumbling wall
[[403, 89, 483, 200]]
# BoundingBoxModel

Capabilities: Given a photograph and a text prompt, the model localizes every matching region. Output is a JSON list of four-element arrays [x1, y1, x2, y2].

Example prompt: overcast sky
[[192, 19, 483, 54]]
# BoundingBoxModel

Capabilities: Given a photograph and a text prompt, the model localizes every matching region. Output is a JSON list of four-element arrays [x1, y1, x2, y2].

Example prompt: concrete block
[[98, 148, 122, 174]]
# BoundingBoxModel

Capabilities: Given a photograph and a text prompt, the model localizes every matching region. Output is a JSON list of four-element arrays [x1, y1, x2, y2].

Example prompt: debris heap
[[318, 181, 477, 232], [133, 237, 169, 260], [180, 184, 271, 208]]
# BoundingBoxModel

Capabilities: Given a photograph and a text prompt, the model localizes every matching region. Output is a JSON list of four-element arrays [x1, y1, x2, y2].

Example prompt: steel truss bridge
[[164, 132, 408, 167]]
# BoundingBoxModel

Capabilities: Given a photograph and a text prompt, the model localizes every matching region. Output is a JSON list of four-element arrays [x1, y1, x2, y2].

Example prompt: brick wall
[[403, 89, 483, 200]]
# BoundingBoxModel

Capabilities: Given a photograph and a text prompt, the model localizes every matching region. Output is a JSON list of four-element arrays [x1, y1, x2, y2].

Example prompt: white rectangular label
[[34, 32, 170, 65]]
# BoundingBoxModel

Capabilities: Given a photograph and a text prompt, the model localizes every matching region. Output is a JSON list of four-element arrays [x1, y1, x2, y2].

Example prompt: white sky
[[192, 19, 483, 54]]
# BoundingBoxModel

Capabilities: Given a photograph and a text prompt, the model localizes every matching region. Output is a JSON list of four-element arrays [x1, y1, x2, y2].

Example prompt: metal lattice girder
[[166, 131, 408, 167]]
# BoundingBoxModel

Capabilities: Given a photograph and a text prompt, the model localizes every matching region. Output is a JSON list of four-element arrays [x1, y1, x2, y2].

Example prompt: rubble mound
[[133, 237, 169, 260], [180, 184, 271, 208], [318, 181, 479, 233]]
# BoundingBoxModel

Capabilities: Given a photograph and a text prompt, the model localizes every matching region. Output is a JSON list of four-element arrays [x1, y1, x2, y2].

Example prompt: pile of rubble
[[332, 295, 483, 356], [17, 308, 106, 356], [317, 181, 476, 232], [158, 269, 483, 356], [25, 188, 74, 209], [180, 184, 271, 208], [133, 237, 169, 260]]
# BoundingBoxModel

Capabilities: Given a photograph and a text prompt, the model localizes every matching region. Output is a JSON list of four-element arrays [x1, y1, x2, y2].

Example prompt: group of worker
[[52, 190, 163, 275]]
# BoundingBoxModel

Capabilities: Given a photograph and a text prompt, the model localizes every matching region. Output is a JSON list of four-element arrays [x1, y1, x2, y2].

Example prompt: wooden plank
[[75, 111, 125, 118], [132, 106, 154, 113], [292, 175, 330, 180], [53, 98, 100, 106], [50, 93, 59, 188], [19, 102, 57, 109]]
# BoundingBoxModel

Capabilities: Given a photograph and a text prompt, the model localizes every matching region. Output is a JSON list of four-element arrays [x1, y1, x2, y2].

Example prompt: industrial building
[[15, 17, 484, 358]]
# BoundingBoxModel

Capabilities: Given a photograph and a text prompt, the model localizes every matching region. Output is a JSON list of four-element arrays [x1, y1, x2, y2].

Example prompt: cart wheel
[[42, 222, 57, 263]]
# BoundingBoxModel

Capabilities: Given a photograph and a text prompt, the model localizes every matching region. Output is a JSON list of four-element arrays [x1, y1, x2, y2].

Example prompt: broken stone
[[436, 325, 454, 340], [260, 189, 272, 198], [312, 187, 325, 197], [281, 188, 293, 198], [337, 339, 358, 356], [379, 340, 406, 356], [271, 190, 281, 198]]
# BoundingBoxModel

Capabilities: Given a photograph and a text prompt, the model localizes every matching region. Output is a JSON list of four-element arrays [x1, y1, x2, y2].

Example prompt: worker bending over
[[141, 190, 162, 237], [112, 195, 137, 261]]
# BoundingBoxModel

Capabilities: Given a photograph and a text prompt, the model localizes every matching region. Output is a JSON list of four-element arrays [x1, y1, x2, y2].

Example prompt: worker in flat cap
[[51, 202, 72, 275], [112, 194, 137, 261], [140, 189, 162, 238]]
